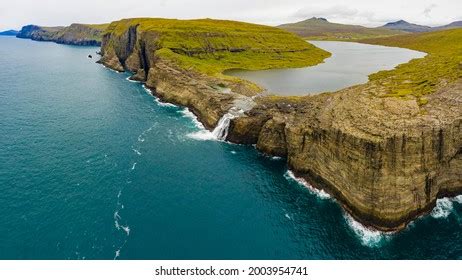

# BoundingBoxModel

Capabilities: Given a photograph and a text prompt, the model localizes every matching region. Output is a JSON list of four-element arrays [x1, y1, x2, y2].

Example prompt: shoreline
[[117, 63, 462, 234], [44, 18, 461, 233]]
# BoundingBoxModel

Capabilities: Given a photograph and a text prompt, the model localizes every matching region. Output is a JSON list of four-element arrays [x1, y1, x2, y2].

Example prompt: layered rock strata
[[99, 22, 462, 231]]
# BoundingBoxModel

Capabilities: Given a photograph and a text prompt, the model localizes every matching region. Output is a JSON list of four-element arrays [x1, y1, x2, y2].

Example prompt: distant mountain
[[434, 20, 462, 30], [381, 19, 462, 33], [0, 29, 19, 36], [381, 20, 432, 32], [278, 17, 405, 40]]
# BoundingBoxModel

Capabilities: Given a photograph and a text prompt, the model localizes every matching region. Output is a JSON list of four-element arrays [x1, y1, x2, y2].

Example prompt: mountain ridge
[[381, 20, 432, 32], [278, 17, 406, 40]]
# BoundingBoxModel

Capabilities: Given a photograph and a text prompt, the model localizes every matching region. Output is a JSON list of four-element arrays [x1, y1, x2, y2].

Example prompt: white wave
[[181, 108, 206, 129], [137, 123, 157, 143], [121, 226, 130, 236], [132, 148, 141, 155], [285, 213, 292, 220], [344, 212, 387, 247], [114, 250, 120, 260], [230, 151, 237, 154], [125, 76, 139, 83], [141, 85, 177, 108], [454, 195, 462, 204], [131, 163, 137, 170], [271, 156, 282, 160], [284, 170, 331, 200], [114, 211, 121, 220], [187, 130, 215, 141], [101, 64, 122, 74], [154, 97, 177, 108], [431, 198, 454, 219], [142, 84, 151, 94], [181, 108, 217, 140]]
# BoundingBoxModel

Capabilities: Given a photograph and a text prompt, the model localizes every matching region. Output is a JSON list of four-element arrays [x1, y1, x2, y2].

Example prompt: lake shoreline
[[225, 40, 426, 96]]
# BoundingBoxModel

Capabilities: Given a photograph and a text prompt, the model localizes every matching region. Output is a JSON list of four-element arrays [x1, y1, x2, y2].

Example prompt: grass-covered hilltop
[[100, 18, 330, 76]]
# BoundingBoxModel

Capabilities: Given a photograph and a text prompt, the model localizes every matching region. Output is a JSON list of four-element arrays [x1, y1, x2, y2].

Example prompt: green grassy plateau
[[104, 18, 331, 76], [56, 23, 110, 41], [361, 28, 462, 102]]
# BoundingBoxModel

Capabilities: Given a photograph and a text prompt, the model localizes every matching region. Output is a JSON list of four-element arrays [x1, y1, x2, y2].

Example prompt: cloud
[[423, 4, 437, 18], [294, 5, 359, 20], [0, 0, 460, 30]]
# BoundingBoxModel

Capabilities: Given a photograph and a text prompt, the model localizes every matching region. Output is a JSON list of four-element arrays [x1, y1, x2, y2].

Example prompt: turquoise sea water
[[0, 37, 461, 260]]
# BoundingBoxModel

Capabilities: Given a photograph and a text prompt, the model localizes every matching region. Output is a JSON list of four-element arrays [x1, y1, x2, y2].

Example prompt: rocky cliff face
[[98, 22, 265, 129], [17, 25, 64, 41], [17, 24, 106, 46], [229, 81, 462, 231], [99, 20, 462, 231]]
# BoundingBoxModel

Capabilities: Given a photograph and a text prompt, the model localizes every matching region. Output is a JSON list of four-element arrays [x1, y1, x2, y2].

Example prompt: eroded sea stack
[[98, 18, 462, 231]]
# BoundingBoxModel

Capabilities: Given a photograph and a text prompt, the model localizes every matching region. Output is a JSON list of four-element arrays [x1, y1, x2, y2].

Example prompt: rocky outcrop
[[17, 24, 106, 46], [98, 20, 461, 232]]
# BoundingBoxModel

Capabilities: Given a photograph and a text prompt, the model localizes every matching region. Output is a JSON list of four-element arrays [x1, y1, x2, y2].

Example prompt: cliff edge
[[98, 18, 462, 231]]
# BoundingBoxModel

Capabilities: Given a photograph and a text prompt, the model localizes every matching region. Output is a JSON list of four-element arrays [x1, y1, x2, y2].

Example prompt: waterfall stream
[[187, 95, 256, 141], [212, 112, 236, 140]]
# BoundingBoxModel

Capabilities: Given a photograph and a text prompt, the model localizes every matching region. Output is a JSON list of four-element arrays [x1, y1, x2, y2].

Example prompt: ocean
[[0, 36, 461, 259]]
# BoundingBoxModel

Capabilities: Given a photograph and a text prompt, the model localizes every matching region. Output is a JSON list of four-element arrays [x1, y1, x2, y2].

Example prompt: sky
[[0, 0, 461, 30]]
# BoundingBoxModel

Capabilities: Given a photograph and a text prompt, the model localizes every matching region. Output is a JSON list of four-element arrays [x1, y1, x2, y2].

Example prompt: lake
[[225, 41, 426, 95]]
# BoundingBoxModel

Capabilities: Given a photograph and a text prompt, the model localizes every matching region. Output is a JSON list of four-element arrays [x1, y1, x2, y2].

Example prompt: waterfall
[[186, 97, 254, 142], [212, 112, 236, 140]]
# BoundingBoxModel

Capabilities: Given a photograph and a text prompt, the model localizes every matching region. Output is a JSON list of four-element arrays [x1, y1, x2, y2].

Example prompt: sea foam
[[142, 85, 177, 108], [181, 108, 217, 141], [284, 170, 392, 247], [284, 170, 331, 200], [430, 196, 461, 219], [125, 76, 139, 83], [343, 213, 388, 247]]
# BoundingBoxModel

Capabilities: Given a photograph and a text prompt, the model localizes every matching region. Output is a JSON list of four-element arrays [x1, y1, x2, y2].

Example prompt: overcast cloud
[[0, 0, 460, 30]]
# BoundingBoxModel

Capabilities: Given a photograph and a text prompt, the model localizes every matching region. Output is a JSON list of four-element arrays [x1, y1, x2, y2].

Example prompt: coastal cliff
[[98, 18, 462, 231], [98, 18, 329, 128], [17, 23, 108, 46]]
